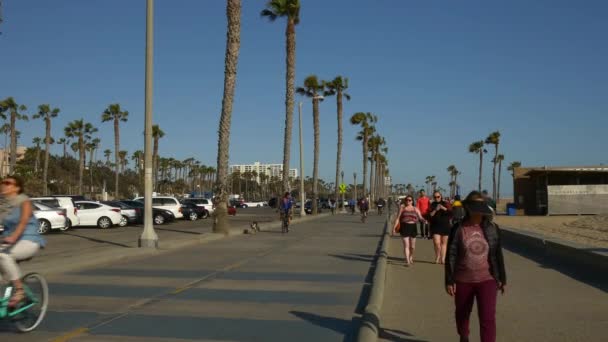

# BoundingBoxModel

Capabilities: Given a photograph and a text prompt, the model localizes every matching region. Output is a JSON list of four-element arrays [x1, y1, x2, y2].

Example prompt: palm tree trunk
[[9, 112, 16, 174], [153, 138, 158, 192], [312, 97, 320, 215], [43, 119, 51, 195], [78, 137, 84, 194], [362, 136, 368, 199], [454, 172, 459, 196], [89, 149, 94, 197], [492, 144, 499, 201], [478, 151, 483, 192], [114, 118, 120, 198], [281, 18, 296, 194], [34, 146, 40, 173], [369, 154, 374, 201], [497, 159, 503, 204], [63, 141, 67, 158], [334, 89, 343, 203]]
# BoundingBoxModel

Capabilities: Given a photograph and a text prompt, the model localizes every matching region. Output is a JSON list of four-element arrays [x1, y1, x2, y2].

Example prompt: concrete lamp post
[[298, 101, 306, 217]]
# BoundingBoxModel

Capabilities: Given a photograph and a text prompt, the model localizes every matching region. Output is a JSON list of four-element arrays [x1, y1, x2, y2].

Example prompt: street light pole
[[353, 172, 357, 202], [298, 102, 305, 217], [340, 171, 346, 213], [139, 0, 158, 248]]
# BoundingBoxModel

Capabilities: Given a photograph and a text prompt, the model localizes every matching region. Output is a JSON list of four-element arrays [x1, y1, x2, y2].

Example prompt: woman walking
[[392, 196, 427, 266], [445, 191, 506, 342], [429, 191, 452, 263], [0, 175, 46, 307]]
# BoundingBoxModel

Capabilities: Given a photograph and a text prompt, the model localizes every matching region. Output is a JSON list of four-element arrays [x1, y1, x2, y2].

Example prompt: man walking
[[416, 189, 431, 238]]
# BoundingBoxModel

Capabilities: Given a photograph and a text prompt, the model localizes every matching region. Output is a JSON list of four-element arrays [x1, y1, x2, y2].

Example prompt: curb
[[356, 211, 394, 342], [24, 212, 332, 277]]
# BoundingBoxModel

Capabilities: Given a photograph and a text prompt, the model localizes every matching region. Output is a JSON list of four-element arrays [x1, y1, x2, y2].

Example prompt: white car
[[31, 196, 80, 228], [183, 198, 215, 213], [242, 201, 267, 208], [133, 196, 183, 219], [74, 201, 123, 229], [33, 202, 69, 234]]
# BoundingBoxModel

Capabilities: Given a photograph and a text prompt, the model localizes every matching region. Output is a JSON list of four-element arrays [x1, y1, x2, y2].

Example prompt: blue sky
[[1, 0, 607, 197]]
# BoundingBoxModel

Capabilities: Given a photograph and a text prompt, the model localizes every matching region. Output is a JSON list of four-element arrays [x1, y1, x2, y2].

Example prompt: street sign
[[339, 183, 347, 194]]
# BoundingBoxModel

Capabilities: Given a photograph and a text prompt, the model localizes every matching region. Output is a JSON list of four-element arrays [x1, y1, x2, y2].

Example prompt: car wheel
[[118, 216, 129, 227], [38, 219, 51, 235], [154, 214, 165, 225], [59, 219, 71, 231], [201, 210, 209, 219], [188, 212, 198, 221], [97, 216, 112, 229], [242, 204, 248, 208]]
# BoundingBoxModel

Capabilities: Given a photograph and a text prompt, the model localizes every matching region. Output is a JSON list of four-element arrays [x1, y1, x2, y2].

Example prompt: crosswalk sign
[[339, 183, 347, 194]]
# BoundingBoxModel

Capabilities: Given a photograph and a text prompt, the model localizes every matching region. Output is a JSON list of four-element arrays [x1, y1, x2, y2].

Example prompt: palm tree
[[485, 131, 501, 201], [104, 149, 112, 165], [32, 137, 42, 173], [214, 0, 241, 234], [494, 154, 505, 203], [324, 76, 350, 205], [296, 75, 325, 214], [152, 125, 165, 192], [86, 138, 100, 197], [469, 140, 486, 192], [102, 103, 129, 198], [507, 161, 521, 178], [57, 138, 67, 158], [33, 104, 60, 195], [65, 119, 97, 194], [350, 112, 377, 198], [0, 97, 29, 174], [425, 176, 432, 194], [447, 165, 457, 197], [118, 150, 128, 173], [261, 0, 301, 194]]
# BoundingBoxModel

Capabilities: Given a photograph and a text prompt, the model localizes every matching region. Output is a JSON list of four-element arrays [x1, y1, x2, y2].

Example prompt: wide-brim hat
[[463, 199, 494, 215]]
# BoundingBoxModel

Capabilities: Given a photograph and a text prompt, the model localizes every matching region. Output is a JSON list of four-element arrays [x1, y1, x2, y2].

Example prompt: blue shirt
[[2, 202, 46, 247], [280, 198, 292, 212]]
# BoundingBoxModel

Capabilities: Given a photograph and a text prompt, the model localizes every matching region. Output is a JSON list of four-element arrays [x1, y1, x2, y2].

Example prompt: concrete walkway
[[379, 235, 608, 341], [2, 213, 386, 341]]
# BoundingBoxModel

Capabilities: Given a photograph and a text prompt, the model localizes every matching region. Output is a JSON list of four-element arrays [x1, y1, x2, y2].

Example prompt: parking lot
[[36, 206, 283, 261]]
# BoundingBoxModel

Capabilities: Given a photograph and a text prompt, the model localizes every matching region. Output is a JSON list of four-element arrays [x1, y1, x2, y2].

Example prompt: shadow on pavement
[[154, 226, 203, 235], [290, 311, 358, 341], [379, 327, 428, 342], [329, 253, 403, 263], [62, 232, 133, 248]]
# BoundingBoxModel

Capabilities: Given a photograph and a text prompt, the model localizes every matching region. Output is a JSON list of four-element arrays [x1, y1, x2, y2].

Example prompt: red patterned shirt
[[454, 224, 494, 283]]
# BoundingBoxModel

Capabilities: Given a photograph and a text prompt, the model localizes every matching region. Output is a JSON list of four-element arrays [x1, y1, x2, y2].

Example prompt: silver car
[[33, 202, 69, 234]]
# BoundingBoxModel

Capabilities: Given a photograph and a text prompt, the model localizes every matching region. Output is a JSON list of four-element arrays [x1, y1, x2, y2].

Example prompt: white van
[[31, 196, 80, 228], [134, 196, 183, 219]]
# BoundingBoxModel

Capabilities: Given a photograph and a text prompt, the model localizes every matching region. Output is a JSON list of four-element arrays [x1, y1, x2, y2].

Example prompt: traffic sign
[[339, 183, 347, 194]]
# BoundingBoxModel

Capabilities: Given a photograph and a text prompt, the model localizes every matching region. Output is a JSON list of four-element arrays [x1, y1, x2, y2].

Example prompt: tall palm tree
[[33, 104, 60, 195], [485, 131, 501, 201], [296, 75, 325, 214], [104, 149, 112, 165], [152, 124, 165, 192], [469, 140, 486, 192], [324, 76, 350, 204], [57, 138, 67, 158], [261, 0, 301, 194], [447, 165, 456, 197], [102, 103, 129, 198], [86, 138, 100, 197], [214, 0, 241, 234], [0, 97, 29, 174], [507, 161, 521, 178], [425, 176, 432, 194], [494, 154, 505, 203], [350, 112, 377, 198], [118, 150, 128, 173], [32, 137, 42, 173], [65, 119, 97, 194]]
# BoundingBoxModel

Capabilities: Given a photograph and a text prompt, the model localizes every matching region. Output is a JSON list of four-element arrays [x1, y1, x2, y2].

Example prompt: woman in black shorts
[[392, 196, 427, 266], [430, 191, 452, 264]]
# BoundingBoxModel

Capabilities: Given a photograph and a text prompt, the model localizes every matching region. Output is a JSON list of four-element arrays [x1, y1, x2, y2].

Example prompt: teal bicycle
[[0, 246, 48, 332]]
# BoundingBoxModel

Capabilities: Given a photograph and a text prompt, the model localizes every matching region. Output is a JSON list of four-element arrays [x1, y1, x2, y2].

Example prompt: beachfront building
[[229, 162, 298, 183], [513, 165, 608, 215], [0, 146, 27, 177]]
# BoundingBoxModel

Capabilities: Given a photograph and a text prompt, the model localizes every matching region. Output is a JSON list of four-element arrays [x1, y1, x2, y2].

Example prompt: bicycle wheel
[[13, 273, 49, 332]]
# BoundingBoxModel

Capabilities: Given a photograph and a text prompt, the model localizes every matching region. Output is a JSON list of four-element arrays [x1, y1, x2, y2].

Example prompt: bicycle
[[280, 211, 290, 233], [0, 248, 49, 332], [361, 209, 368, 223]]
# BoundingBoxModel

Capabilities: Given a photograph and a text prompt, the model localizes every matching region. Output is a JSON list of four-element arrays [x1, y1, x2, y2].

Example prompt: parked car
[[181, 202, 209, 220], [228, 204, 237, 216], [183, 198, 215, 214], [74, 201, 123, 229], [31, 196, 80, 228], [32, 202, 68, 234], [242, 200, 267, 208], [133, 196, 183, 219], [119, 200, 176, 225], [53, 195, 88, 202], [101, 201, 139, 226], [304, 200, 323, 214]]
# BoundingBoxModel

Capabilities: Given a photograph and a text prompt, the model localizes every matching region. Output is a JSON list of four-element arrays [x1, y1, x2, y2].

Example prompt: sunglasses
[[434, 196, 441, 199], [405, 199, 413, 202]]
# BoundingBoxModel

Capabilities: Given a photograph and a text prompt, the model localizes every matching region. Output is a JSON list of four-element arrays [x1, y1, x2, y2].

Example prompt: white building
[[229, 161, 298, 182]]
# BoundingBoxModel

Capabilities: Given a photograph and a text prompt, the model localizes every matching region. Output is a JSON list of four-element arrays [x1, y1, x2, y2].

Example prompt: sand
[[493, 214, 608, 249]]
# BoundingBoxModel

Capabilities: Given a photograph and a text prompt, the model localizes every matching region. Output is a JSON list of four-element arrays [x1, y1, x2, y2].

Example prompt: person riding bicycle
[[359, 197, 370, 215], [0, 175, 45, 307], [279, 192, 293, 225], [377, 197, 386, 214]]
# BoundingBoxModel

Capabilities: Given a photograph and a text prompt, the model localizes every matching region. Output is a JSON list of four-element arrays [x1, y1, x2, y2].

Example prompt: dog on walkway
[[244, 221, 261, 234]]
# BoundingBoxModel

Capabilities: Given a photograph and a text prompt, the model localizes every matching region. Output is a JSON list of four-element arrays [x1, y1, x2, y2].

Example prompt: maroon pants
[[455, 279, 498, 342]]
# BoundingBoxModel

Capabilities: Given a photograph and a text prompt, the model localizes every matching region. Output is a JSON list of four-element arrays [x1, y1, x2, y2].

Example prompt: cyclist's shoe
[[9, 287, 25, 308]]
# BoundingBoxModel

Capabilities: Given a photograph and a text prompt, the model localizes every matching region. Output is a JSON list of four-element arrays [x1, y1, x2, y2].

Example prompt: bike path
[[2, 213, 386, 341], [379, 235, 608, 341]]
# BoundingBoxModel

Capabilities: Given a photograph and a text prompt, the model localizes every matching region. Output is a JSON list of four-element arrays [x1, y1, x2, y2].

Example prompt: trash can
[[506, 203, 516, 216]]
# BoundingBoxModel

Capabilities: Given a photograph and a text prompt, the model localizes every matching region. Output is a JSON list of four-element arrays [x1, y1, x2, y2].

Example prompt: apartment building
[[229, 161, 298, 182]]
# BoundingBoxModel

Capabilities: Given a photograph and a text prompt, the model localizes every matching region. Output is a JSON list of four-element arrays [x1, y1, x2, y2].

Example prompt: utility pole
[[298, 102, 305, 217], [353, 172, 357, 206], [340, 171, 346, 213], [139, 0, 158, 248]]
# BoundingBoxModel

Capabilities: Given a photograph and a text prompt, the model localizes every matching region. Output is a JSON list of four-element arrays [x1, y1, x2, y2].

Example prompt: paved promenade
[[379, 234, 608, 341], [2, 213, 386, 341]]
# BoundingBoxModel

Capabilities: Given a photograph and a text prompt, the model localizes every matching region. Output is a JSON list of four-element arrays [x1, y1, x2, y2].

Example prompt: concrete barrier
[[357, 211, 396, 342]]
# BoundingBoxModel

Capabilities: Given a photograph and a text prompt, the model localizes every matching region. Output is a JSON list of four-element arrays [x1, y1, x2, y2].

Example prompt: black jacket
[[445, 220, 507, 286]]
